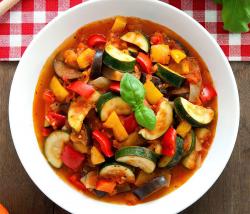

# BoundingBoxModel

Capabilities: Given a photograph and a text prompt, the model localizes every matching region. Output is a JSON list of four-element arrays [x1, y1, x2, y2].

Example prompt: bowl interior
[[9, 0, 239, 213]]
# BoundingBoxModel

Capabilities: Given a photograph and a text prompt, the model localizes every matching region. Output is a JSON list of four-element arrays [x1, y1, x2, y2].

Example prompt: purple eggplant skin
[[90, 49, 104, 79], [93, 189, 107, 198], [133, 176, 167, 200]]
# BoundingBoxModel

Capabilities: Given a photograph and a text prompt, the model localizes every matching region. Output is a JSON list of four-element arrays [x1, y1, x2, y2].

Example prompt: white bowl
[[9, 0, 240, 213]]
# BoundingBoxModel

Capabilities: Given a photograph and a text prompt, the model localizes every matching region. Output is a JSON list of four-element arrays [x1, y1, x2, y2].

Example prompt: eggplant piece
[[93, 189, 107, 198], [54, 58, 82, 80], [140, 73, 162, 86], [133, 176, 167, 200], [90, 49, 103, 79]]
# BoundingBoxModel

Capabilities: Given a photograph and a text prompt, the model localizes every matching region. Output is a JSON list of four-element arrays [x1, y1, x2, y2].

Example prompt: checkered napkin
[[0, 0, 250, 61]]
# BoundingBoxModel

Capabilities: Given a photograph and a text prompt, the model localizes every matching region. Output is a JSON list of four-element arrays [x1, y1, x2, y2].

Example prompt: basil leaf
[[214, 0, 250, 33], [120, 73, 145, 106], [134, 104, 156, 130]]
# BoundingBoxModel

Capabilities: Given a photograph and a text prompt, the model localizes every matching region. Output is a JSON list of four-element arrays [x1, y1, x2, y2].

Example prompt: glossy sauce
[[33, 17, 217, 205]]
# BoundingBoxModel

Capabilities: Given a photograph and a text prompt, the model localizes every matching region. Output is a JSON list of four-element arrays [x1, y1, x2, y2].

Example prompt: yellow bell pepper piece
[[176, 120, 192, 138], [181, 59, 190, 74], [111, 16, 127, 32], [103, 111, 128, 141], [91, 146, 105, 165], [77, 48, 95, 69], [144, 80, 163, 105], [150, 45, 170, 65], [170, 49, 186, 64], [49, 76, 69, 102]]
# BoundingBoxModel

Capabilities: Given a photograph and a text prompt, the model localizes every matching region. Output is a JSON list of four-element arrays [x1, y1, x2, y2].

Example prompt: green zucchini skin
[[156, 63, 185, 88], [96, 92, 117, 114], [183, 130, 196, 157], [103, 45, 136, 72], [167, 136, 184, 168], [174, 97, 214, 127], [115, 146, 158, 163]]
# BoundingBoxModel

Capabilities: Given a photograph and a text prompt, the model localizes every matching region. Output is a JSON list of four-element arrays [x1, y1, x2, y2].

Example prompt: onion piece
[[89, 77, 111, 90], [189, 80, 201, 103]]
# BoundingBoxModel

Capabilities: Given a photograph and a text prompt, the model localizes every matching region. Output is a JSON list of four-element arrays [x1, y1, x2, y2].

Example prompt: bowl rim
[[9, 0, 240, 213]]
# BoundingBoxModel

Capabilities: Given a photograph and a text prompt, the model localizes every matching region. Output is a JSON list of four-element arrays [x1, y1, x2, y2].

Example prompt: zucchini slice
[[100, 162, 135, 183], [115, 146, 158, 173], [68, 91, 100, 132], [156, 63, 185, 88], [97, 92, 132, 121], [44, 131, 70, 168], [174, 97, 215, 127], [183, 130, 196, 156], [158, 136, 184, 168], [139, 99, 173, 140], [103, 44, 136, 72], [128, 47, 139, 57], [121, 32, 150, 53]]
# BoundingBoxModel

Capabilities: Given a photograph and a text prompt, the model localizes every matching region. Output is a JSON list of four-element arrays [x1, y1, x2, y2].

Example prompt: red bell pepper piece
[[136, 52, 152, 74], [109, 82, 120, 93], [200, 84, 217, 104], [122, 114, 138, 134], [61, 144, 85, 171], [87, 34, 106, 48], [41, 127, 53, 137], [150, 33, 164, 45], [92, 130, 114, 157], [45, 112, 66, 129], [43, 89, 56, 104], [161, 127, 177, 157], [96, 179, 116, 194], [67, 81, 95, 99], [68, 174, 86, 191]]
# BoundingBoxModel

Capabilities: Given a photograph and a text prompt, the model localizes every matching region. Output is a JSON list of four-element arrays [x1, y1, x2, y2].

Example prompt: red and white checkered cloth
[[0, 0, 250, 61]]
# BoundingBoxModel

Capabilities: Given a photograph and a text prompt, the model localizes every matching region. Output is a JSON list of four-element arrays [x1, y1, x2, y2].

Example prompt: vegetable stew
[[33, 17, 217, 205]]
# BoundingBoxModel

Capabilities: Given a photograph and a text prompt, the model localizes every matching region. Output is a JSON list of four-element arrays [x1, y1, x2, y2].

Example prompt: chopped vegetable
[[133, 176, 167, 200], [69, 174, 86, 191], [150, 32, 164, 45], [67, 81, 95, 99], [90, 77, 111, 90], [87, 34, 106, 48], [182, 150, 198, 169], [61, 144, 85, 170], [77, 48, 95, 69], [80, 171, 98, 189], [200, 84, 217, 104], [117, 132, 144, 149], [45, 131, 70, 168], [170, 49, 186, 63], [102, 66, 124, 81], [90, 49, 104, 79], [136, 52, 152, 74], [90, 146, 105, 165], [49, 76, 69, 102], [121, 32, 150, 52], [139, 99, 173, 140], [103, 111, 128, 141], [111, 16, 127, 32], [144, 80, 163, 104], [176, 120, 192, 138], [109, 82, 120, 93], [41, 127, 53, 137], [43, 90, 55, 104], [150, 44, 170, 65], [122, 114, 138, 134], [45, 112, 66, 129], [135, 170, 155, 187], [161, 127, 177, 157], [115, 146, 158, 173], [96, 179, 117, 194], [92, 130, 114, 157], [195, 128, 211, 142]]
